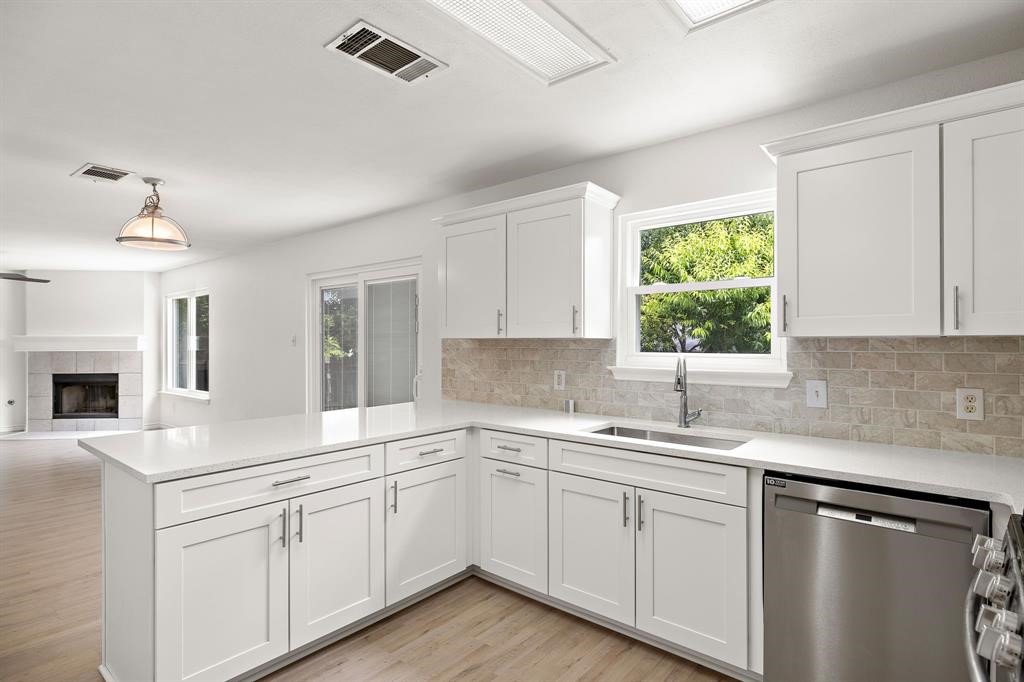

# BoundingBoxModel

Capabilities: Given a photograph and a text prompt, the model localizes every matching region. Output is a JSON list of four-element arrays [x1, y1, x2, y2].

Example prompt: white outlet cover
[[956, 388, 984, 421], [553, 369, 567, 391], [806, 380, 828, 408]]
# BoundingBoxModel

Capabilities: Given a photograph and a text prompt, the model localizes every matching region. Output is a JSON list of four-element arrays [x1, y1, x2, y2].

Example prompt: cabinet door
[[548, 471, 634, 625], [635, 489, 747, 668], [289, 479, 385, 649], [944, 107, 1024, 335], [155, 503, 289, 682], [777, 126, 940, 336], [386, 459, 467, 604], [479, 458, 548, 593], [507, 199, 583, 338], [440, 215, 506, 338]]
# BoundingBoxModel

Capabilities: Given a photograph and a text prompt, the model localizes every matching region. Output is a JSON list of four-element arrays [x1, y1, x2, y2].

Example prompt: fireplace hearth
[[52, 373, 119, 419]]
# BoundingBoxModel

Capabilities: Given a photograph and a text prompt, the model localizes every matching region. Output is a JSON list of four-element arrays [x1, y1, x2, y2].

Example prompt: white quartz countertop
[[80, 400, 1024, 512]]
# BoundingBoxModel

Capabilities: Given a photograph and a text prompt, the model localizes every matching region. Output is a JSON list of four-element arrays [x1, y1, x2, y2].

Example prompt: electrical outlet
[[956, 388, 984, 421], [553, 370, 567, 391], [806, 380, 828, 408]]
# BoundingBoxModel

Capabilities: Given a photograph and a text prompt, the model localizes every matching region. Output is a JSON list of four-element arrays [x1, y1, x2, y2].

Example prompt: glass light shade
[[116, 209, 190, 251]]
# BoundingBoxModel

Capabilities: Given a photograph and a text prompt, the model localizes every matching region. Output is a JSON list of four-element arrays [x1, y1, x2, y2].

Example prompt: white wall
[[159, 48, 1024, 428], [0, 279, 27, 432]]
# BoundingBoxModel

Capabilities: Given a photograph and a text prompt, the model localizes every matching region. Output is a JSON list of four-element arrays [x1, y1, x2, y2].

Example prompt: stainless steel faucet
[[674, 357, 702, 428]]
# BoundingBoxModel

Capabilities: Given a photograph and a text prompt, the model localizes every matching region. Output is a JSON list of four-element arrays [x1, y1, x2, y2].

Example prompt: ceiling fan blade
[[0, 272, 51, 283]]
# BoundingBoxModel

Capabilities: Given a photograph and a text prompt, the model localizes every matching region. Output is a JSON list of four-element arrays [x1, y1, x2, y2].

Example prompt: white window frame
[[611, 189, 791, 388], [306, 258, 422, 414], [163, 289, 210, 401]]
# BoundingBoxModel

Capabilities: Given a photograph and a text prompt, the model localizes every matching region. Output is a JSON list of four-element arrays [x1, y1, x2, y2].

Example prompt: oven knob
[[976, 626, 1023, 669], [976, 605, 1021, 634], [972, 570, 1015, 608], [972, 546, 1008, 572]]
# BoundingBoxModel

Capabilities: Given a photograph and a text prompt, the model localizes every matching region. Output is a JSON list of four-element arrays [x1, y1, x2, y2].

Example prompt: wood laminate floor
[[0, 438, 733, 682]]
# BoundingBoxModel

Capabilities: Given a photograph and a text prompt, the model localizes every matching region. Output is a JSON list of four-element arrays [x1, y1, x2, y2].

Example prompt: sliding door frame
[[306, 258, 422, 414]]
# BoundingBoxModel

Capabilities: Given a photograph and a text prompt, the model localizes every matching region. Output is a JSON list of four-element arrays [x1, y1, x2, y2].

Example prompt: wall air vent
[[71, 163, 134, 183], [325, 21, 447, 84]]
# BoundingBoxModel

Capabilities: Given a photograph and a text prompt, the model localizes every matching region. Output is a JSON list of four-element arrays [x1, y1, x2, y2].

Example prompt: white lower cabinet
[[548, 471, 635, 625], [386, 458, 467, 605], [289, 479, 385, 648], [479, 458, 547, 593], [155, 502, 290, 682], [635, 488, 748, 668]]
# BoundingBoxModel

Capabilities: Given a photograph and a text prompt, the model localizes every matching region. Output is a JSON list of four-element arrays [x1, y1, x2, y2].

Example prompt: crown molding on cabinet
[[435, 182, 621, 226], [761, 80, 1024, 160]]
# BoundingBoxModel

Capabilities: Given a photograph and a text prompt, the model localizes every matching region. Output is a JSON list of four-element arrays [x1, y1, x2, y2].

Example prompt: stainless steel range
[[967, 513, 1024, 682]]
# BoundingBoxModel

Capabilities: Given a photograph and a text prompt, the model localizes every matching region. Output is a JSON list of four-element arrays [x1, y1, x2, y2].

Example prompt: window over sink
[[613, 189, 790, 387]]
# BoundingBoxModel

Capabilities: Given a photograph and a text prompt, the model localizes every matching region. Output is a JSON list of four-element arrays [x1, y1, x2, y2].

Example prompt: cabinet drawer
[[479, 429, 548, 468], [385, 430, 466, 474], [154, 445, 384, 528], [550, 440, 746, 507]]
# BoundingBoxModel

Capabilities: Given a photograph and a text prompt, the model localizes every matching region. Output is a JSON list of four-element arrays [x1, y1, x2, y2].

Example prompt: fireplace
[[52, 373, 119, 419]]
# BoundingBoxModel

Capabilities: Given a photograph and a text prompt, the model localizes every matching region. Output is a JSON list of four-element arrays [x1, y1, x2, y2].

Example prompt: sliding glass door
[[313, 265, 420, 413]]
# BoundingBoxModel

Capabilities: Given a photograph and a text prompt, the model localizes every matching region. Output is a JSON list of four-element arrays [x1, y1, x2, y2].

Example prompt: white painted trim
[[158, 389, 210, 404], [608, 365, 792, 388], [0, 425, 25, 434], [614, 189, 786, 387], [434, 182, 620, 226], [762, 80, 1024, 158], [12, 335, 144, 352]]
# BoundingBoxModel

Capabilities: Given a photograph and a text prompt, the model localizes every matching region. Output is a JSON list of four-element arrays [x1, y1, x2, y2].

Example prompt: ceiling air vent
[[325, 21, 447, 84], [71, 163, 134, 183]]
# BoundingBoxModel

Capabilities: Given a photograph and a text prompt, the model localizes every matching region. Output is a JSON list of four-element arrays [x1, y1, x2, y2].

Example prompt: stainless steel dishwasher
[[764, 472, 990, 682]]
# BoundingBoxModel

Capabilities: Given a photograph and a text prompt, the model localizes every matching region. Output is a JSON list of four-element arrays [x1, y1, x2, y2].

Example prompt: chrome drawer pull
[[297, 504, 304, 543], [496, 468, 520, 477], [496, 444, 522, 453], [622, 492, 629, 528], [272, 474, 310, 487], [418, 447, 445, 457], [280, 507, 288, 548]]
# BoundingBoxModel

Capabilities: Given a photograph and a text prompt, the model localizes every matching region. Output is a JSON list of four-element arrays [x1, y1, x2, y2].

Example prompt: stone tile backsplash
[[441, 337, 1024, 458]]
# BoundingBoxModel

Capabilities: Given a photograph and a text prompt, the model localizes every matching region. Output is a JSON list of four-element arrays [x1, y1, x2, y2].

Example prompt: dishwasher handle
[[965, 584, 990, 682], [816, 502, 917, 533]]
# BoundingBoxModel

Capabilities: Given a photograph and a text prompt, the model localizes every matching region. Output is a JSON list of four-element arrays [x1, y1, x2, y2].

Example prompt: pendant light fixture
[[116, 177, 190, 250]]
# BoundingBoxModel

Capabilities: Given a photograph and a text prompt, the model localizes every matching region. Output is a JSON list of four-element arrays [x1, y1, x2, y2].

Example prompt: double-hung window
[[166, 292, 210, 397], [614, 189, 790, 387]]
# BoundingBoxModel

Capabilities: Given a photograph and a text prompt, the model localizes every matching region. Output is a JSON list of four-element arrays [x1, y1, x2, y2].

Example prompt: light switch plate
[[553, 370, 567, 391], [956, 388, 984, 420], [806, 380, 828, 408]]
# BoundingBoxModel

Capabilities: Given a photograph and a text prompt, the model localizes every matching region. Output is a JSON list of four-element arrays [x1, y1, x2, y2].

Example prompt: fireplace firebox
[[52, 373, 119, 419]]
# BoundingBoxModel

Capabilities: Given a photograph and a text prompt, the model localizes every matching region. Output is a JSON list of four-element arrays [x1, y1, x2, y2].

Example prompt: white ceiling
[[2, 0, 1023, 272]]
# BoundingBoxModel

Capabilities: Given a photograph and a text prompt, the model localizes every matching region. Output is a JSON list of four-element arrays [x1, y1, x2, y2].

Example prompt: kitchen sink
[[589, 426, 748, 451]]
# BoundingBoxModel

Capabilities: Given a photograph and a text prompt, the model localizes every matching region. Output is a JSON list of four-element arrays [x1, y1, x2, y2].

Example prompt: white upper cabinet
[[943, 106, 1024, 335], [438, 182, 619, 339], [766, 81, 1024, 337], [776, 126, 941, 336], [439, 214, 507, 338]]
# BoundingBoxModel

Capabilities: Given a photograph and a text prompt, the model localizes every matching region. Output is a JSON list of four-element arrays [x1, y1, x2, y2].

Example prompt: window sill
[[608, 365, 793, 388], [160, 389, 211, 404]]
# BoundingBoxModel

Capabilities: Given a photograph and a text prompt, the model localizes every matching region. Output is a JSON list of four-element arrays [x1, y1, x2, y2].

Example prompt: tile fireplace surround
[[26, 351, 143, 431]]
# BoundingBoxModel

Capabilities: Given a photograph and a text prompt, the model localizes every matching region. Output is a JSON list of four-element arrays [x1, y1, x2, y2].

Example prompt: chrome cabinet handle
[[280, 507, 288, 548], [496, 444, 522, 453], [497, 308, 503, 335], [782, 294, 789, 333], [571, 305, 579, 335], [622, 491, 630, 528], [297, 504, 304, 543], [272, 474, 310, 487], [496, 468, 520, 477], [418, 447, 445, 457], [391, 481, 398, 513], [953, 285, 960, 331], [637, 494, 645, 531]]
